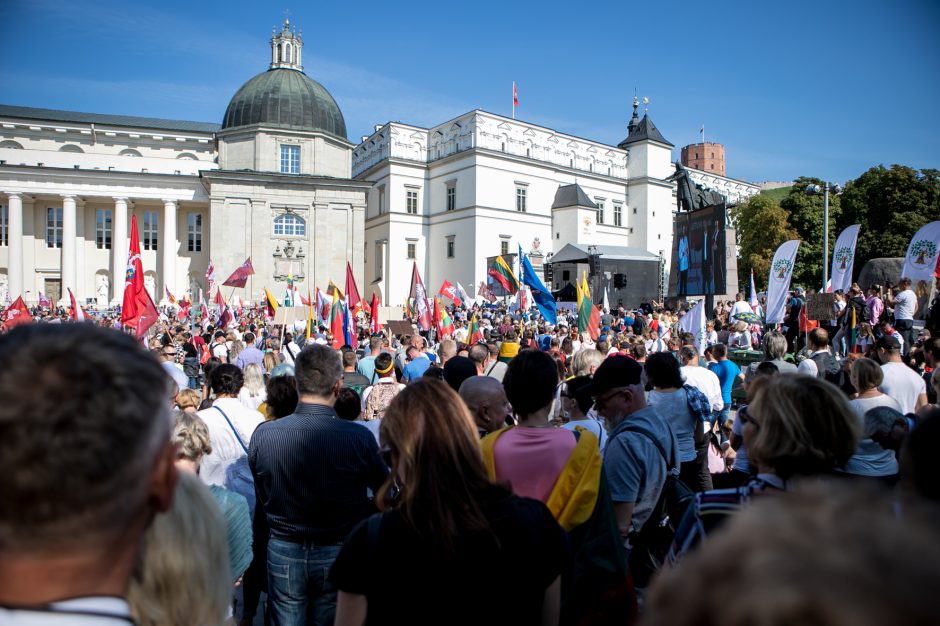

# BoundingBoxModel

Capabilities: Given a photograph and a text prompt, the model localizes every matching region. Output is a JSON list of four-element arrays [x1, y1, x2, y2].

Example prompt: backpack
[[364, 382, 401, 421], [810, 352, 843, 387], [620, 424, 695, 588]]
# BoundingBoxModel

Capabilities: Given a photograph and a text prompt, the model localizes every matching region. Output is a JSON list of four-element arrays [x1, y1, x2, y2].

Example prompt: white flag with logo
[[765, 240, 801, 324], [901, 221, 940, 283], [830, 224, 861, 293], [678, 299, 707, 355]]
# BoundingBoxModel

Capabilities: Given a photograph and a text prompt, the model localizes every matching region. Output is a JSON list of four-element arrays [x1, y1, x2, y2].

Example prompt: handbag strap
[[621, 424, 678, 472], [214, 405, 248, 454]]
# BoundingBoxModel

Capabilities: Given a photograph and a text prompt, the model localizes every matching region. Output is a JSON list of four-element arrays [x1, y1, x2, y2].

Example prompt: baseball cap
[[587, 355, 643, 397], [876, 335, 901, 352]]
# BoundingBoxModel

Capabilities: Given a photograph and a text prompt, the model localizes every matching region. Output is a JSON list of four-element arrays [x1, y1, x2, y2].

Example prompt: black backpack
[[620, 424, 695, 588], [810, 352, 843, 387]]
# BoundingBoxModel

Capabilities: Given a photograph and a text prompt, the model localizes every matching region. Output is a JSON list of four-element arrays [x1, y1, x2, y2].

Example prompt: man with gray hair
[[249, 344, 387, 626], [0, 324, 177, 623], [747, 331, 799, 380]]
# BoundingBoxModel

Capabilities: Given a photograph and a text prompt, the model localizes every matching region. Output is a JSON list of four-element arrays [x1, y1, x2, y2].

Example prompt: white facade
[[685, 167, 760, 206], [0, 21, 366, 308], [353, 109, 676, 305]]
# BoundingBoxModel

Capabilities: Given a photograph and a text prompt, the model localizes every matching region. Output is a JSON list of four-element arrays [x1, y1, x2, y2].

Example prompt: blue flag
[[518, 245, 557, 324]]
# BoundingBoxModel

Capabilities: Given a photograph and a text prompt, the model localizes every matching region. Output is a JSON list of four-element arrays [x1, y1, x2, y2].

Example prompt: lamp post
[[805, 182, 842, 292]]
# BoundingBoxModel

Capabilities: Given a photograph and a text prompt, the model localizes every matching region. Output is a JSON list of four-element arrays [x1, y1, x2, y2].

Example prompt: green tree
[[731, 194, 798, 291], [779, 176, 842, 291], [837, 165, 940, 276]]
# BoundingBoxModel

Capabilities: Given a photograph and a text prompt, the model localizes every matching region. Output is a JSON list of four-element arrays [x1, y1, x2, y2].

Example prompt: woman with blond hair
[[127, 471, 232, 626], [238, 363, 267, 410], [330, 379, 567, 626], [669, 375, 860, 563]]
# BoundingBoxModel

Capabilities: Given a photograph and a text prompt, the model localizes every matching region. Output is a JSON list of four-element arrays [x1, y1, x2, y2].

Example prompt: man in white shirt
[[646, 329, 667, 353], [888, 277, 918, 356], [877, 335, 927, 414], [198, 364, 264, 487], [679, 345, 723, 413]]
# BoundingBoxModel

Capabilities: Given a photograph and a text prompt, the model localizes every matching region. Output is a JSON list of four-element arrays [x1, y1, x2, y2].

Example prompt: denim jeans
[[267, 537, 343, 626]]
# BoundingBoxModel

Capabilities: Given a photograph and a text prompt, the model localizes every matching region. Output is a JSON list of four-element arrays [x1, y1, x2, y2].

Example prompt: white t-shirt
[[894, 289, 917, 320], [681, 365, 723, 412], [730, 300, 752, 318], [879, 362, 925, 414], [197, 398, 264, 487]]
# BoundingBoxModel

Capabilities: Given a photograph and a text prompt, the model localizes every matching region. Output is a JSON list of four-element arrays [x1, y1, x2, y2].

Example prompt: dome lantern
[[270, 18, 302, 71]]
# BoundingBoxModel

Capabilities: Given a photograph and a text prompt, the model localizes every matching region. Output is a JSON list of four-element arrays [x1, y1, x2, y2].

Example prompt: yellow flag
[[580, 271, 591, 300]]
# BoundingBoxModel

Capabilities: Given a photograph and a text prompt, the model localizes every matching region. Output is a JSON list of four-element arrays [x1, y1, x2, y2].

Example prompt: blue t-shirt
[[708, 360, 741, 405], [402, 356, 431, 382]]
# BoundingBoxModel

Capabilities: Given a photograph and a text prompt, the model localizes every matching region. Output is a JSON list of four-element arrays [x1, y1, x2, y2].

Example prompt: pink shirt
[[492, 427, 577, 503]]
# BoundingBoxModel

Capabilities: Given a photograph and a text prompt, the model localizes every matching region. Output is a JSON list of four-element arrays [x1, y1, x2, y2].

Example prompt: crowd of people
[[2, 277, 940, 625]]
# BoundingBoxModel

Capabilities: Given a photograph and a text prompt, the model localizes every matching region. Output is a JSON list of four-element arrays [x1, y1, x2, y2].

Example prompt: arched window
[[119, 148, 142, 157], [285, 43, 292, 63], [273, 212, 305, 237], [0, 140, 24, 149], [177, 152, 197, 160], [59, 144, 84, 153]]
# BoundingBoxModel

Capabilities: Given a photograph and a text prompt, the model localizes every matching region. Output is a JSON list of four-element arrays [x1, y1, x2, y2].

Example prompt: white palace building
[[0, 20, 757, 308]]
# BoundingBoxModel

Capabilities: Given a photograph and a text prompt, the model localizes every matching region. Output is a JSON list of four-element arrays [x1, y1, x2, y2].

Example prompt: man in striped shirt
[[249, 344, 388, 626]]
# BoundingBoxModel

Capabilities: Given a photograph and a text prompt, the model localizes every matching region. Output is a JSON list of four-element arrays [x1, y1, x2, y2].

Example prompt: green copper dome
[[222, 68, 347, 140]]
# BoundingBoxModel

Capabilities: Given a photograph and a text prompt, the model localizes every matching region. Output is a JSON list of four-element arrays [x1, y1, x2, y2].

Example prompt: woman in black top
[[330, 378, 567, 626]]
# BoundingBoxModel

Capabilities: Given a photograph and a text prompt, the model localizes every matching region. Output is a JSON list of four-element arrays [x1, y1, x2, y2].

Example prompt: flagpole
[[512, 81, 515, 120]]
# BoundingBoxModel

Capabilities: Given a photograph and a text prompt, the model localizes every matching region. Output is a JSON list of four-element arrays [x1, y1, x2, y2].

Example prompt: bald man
[[458, 376, 512, 437]]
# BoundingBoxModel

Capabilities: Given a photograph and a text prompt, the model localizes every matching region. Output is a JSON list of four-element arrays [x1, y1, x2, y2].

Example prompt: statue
[[96, 275, 110, 305], [668, 162, 726, 212]]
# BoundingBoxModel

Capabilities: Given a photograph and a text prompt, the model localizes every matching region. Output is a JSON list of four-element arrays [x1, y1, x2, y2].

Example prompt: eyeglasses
[[592, 387, 626, 406], [737, 406, 759, 428]]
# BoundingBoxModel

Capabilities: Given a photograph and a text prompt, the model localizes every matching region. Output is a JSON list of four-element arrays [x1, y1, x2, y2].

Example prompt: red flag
[[409, 262, 432, 331], [121, 214, 144, 326], [135, 288, 160, 339], [300, 291, 312, 306], [513, 81, 519, 107], [222, 257, 254, 288], [370, 291, 380, 333], [3, 296, 32, 329], [330, 288, 344, 349], [438, 280, 460, 305], [214, 288, 225, 309], [345, 262, 362, 314], [68, 288, 87, 321], [433, 297, 443, 336]]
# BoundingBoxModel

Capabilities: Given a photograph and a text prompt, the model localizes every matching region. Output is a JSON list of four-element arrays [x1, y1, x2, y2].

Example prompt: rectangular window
[[378, 187, 385, 215], [142, 211, 159, 251], [501, 239, 510, 256], [596, 200, 604, 225], [187, 213, 203, 252], [614, 203, 623, 227], [0, 205, 7, 247], [46, 207, 63, 248], [406, 190, 418, 214], [446, 237, 455, 259], [407, 242, 416, 260], [446, 185, 456, 211], [280, 144, 300, 174], [516, 187, 527, 212], [375, 241, 384, 280], [95, 209, 112, 249]]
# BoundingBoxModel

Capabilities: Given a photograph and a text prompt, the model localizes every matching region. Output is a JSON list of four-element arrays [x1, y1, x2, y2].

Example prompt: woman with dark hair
[[330, 379, 567, 626], [645, 352, 712, 491]]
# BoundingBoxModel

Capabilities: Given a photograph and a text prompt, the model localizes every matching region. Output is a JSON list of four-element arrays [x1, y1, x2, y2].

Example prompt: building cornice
[[201, 169, 371, 190]]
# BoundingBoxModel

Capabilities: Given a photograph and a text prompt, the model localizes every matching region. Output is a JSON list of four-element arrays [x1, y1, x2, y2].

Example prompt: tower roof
[[618, 113, 673, 149], [551, 184, 598, 209]]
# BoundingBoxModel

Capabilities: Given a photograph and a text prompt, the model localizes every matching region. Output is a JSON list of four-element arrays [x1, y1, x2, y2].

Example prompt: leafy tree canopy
[[730, 194, 797, 292]]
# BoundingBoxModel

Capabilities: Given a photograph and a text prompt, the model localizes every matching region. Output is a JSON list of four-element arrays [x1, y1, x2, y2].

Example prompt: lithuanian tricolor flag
[[264, 287, 279, 319], [576, 271, 600, 340], [488, 255, 520, 295], [469, 312, 484, 344]]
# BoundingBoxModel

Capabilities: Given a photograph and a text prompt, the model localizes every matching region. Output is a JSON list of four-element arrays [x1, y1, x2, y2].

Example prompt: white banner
[[901, 221, 940, 283], [830, 224, 861, 293], [676, 299, 707, 354], [765, 240, 801, 324]]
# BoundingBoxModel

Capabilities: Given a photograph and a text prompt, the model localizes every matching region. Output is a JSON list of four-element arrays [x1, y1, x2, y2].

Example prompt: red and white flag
[[68, 288, 87, 321], [3, 296, 32, 329], [438, 279, 460, 305], [409, 262, 432, 331], [513, 82, 519, 107], [206, 259, 216, 292], [222, 257, 255, 288], [165, 286, 177, 305], [38, 292, 51, 308], [120, 215, 159, 337]]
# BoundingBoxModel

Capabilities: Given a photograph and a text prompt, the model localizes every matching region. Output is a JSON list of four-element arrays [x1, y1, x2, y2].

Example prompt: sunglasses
[[737, 406, 759, 428]]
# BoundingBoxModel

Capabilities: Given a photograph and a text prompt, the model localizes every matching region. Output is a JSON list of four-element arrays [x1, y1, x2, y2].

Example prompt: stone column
[[162, 199, 177, 303], [6, 192, 23, 299], [61, 195, 77, 305], [112, 197, 128, 305]]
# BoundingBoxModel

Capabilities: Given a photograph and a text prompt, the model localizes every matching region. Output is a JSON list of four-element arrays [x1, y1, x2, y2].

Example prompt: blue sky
[[1, 0, 937, 184]]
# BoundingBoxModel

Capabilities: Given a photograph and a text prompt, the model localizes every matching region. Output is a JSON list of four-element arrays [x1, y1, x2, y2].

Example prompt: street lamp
[[805, 182, 842, 292]]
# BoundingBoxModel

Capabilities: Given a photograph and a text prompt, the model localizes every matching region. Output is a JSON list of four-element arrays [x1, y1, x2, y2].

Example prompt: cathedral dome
[[221, 68, 347, 140]]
